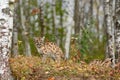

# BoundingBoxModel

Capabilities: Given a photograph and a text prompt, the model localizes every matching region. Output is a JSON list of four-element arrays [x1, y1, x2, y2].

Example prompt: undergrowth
[[9, 55, 120, 80]]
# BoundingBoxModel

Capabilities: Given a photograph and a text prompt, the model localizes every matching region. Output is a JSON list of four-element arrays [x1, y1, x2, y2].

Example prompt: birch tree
[[104, 0, 115, 67], [12, 0, 19, 57], [19, 0, 31, 56], [0, 0, 14, 79], [115, 0, 120, 63], [37, 0, 45, 37], [65, 23, 72, 59], [64, 0, 73, 59]]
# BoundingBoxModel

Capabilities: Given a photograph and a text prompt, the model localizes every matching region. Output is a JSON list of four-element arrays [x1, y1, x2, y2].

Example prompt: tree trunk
[[60, 0, 63, 28], [74, 0, 80, 34], [0, 0, 14, 79], [59, 0, 64, 48], [96, 0, 100, 39], [19, 0, 31, 56], [90, 0, 93, 20], [38, 0, 45, 37], [65, 24, 72, 59], [79, 0, 85, 42], [12, 25, 18, 57], [104, 0, 115, 67], [63, 0, 73, 59], [52, 0, 57, 34], [115, 0, 120, 63], [52, 0, 60, 45], [12, 0, 19, 57]]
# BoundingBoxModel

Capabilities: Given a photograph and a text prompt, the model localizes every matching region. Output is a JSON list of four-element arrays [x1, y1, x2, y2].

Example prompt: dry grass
[[9, 55, 120, 80]]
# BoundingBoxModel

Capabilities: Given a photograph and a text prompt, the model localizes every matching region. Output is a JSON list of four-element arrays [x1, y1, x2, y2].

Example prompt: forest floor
[[9, 55, 120, 80]]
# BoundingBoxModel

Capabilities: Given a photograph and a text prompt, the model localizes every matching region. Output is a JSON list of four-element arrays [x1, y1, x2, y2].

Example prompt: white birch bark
[[19, 0, 31, 56], [64, 0, 74, 59], [65, 26, 72, 59], [0, 0, 14, 79], [65, 17, 72, 59], [105, 0, 115, 67]]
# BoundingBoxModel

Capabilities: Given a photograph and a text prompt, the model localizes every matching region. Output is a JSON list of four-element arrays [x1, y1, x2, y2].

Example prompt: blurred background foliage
[[13, 0, 106, 62]]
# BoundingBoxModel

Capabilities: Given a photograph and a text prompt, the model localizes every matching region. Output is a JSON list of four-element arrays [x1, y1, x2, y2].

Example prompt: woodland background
[[0, 0, 120, 80], [12, 0, 119, 62], [13, 0, 106, 61]]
